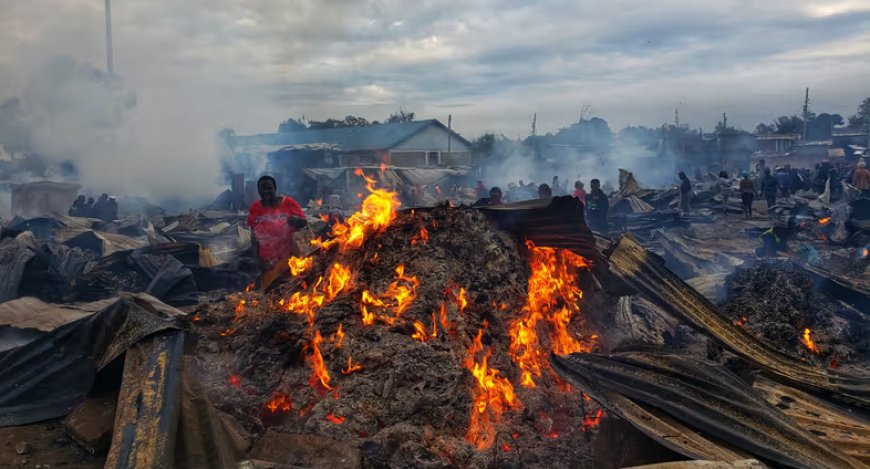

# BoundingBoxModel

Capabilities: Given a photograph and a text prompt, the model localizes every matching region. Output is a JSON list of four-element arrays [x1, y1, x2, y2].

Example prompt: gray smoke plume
[[0, 56, 223, 215]]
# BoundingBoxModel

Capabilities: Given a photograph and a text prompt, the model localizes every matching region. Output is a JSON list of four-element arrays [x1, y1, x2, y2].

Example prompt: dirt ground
[[0, 421, 103, 469]]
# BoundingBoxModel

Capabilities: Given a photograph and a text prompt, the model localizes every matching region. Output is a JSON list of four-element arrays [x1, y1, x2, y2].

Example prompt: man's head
[[678, 172, 687, 180], [77, 195, 85, 201], [489, 187, 503, 204], [258, 175, 278, 204], [87, 197, 94, 204], [765, 168, 772, 176], [859, 161, 867, 169], [574, 180, 583, 190], [590, 179, 601, 191], [537, 184, 552, 199], [99, 193, 108, 200]]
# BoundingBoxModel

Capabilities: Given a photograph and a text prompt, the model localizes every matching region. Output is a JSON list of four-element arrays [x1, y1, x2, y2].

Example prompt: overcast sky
[[1, 0, 869, 139]]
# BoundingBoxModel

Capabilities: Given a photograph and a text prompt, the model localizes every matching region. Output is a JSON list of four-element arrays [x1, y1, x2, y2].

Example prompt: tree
[[471, 133, 496, 158], [307, 115, 371, 129], [755, 122, 776, 135], [807, 113, 844, 140], [386, 109, 415, 123], [848, 97, 870, 127], [773, 115, 804, 135], [278, 117, 307, 132], [618, 126, 658, 148], [552, 117, 612, 149]]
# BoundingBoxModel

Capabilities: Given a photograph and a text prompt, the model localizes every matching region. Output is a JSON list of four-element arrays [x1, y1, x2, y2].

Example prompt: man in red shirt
[[247, 176, 307, 269]]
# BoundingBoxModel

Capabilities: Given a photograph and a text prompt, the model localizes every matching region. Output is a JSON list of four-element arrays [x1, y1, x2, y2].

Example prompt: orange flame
[[333, 323, 345, 349], [819, 217, 832, 226], [308, 330, 334, 391], [326, 413, 346, 424], [265, 392, 292, 413], [509, 242, 593, 388], [411, 320, 429, 342], [465, 328, 520, 450], [456, 288, 469, 313], [420, 227, 429, 245], [313, 169, 400, 251], [285, 263, 353, 326], [288, 256, 314, 276], [358, 265, 420, 324], [435, 185, 443, 194], [803, 328, 819, 354], [581, 408, 605, 431], [863, 248, 869, 258], [410, 312, 439, 342], [437, 302, 454, 335], [342, 355, 363, 375], [735, 316, 748, 327]]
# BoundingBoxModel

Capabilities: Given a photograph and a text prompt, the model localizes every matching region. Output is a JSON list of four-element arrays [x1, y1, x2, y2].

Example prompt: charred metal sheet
[[105, 330, 184, 469], [480, 196, 601, 264], [623, 460, 767, 469], [0, 294, 183, 427], [783, 254, 870, 314], [552, 351, 868, 469], [753, 375, 870, 464], [607, 234, 870, 409]]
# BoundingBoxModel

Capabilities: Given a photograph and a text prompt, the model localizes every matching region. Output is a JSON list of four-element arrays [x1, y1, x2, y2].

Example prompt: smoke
[[0, 56, 223, 213], [479, 119, 676, 196]]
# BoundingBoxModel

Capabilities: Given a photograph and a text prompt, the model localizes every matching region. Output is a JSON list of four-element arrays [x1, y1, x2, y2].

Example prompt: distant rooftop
[[229, 119, 470, 153]]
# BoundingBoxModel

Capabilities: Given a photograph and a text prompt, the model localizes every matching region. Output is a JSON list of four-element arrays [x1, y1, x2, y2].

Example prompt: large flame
[[313, 169, 400, 251], [509, 242, 593, 387], [465, 328, 520, 449]]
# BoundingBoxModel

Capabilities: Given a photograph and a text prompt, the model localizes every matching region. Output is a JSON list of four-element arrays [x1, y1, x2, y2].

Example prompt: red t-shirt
[[246, 196, 305, 263]]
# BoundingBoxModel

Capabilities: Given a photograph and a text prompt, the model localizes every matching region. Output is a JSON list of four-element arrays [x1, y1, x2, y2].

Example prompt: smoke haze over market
[[1, 0, 869, 205]]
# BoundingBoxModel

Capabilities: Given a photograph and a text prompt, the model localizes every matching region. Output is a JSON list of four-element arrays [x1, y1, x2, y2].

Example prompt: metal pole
[[105, 0, 114, 76]]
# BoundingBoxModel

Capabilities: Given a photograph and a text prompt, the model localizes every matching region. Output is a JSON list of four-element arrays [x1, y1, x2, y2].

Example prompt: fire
[[509, 242, 593, 388], [265, 392, 292, 413], [228, 375, 242, 388], [411, 321, 428, 342], [803, 328, 819, 354], [358, 265, 420, 324], [288, 256, 314, 276], [862, 248, 869, 259], [437, 302, 454, 335], [465, 328, 520, 450], [456, 287, 469, 313], [581, 408, 605, 431], [411, 312, 439, 342], [333, 323, 345, 349], [285, 262, 353, 326], [308, 330, 334, 391], [735, 316, 748, 327], [419, 227, 429, 245], [342, 355, 363, 375], [819, 217, 832, 226], [326, 413, 346, 424], [313, 169, 400, 251]]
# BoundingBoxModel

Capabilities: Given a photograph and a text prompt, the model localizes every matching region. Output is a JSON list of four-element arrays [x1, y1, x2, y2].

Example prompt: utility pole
[[722, 113, 727, 130], [802, 87, 809, 140], [447, 114, 452, 157], [531, 113, 537, 137], [675, 106, 680, 127], [105, 0, 114, 76]]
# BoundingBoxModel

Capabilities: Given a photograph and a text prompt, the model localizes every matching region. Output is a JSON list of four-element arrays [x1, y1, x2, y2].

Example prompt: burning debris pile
[[190, 173, 604, 467], [722, 259, 870, 368]]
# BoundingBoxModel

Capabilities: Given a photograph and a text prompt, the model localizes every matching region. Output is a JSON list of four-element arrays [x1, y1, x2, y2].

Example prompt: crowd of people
[[68, 193, 119, 222]]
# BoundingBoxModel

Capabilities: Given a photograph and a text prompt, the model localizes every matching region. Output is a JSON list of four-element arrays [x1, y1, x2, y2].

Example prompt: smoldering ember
[[4, 7, 870, 469]]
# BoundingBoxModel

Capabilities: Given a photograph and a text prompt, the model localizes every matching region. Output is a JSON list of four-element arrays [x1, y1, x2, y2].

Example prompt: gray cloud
[[1, 0, 869, 150]]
